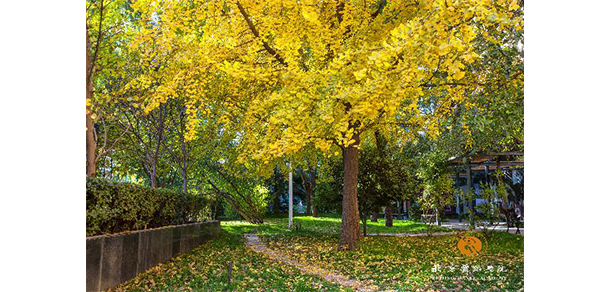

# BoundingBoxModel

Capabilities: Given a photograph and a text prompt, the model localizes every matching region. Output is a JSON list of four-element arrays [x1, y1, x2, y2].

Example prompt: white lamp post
[[288, 165, 293, 229]]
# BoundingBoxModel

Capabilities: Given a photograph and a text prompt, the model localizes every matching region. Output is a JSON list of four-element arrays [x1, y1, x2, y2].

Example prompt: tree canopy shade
[[120, 0, 523, 250]]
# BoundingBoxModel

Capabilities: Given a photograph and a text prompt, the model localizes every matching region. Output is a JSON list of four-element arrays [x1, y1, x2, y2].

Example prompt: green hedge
[[86, 178, 207, 236]]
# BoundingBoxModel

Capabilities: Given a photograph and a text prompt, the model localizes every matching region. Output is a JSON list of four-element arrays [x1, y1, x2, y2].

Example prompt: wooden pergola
[[449, 151, 524, 175], [447, 151, 524, 222], [400, 151, 524, 222]]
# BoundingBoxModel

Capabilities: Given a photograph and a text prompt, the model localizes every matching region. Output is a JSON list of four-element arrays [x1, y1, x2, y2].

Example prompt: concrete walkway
[[366, 231, 457, 237], [243, 234, 378, 292], [440, 219, 525, 235]]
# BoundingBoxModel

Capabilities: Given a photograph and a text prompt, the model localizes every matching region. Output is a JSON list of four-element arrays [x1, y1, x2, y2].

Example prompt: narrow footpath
[[244, 234, 378, 292]]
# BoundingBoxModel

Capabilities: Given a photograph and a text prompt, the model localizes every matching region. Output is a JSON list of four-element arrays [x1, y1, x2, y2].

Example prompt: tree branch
[[370, 0, 387, 19], [88, 0, 105, 82], [236, 1, 288, 67]]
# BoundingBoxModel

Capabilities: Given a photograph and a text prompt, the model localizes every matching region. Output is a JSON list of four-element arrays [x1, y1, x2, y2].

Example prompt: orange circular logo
[[457, 235, 482, 256]]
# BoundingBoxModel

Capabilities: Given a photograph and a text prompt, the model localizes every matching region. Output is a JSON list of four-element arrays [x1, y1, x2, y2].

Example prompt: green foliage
[[200, 161, 273, 223], [459, 171, 512, 232], [476, 184, 504, 232], [221, 199, 240, 219], [408, 202, 423, 221], [222, 185, 270, 220], [416, 150, 456, 227], [457, 188, 475, 229], [251, 185, 271, 217], [460, 172, 512, 232], [314, 156, 344, 214], [359, 132, 420, 216], [86, 178, 208, 236]]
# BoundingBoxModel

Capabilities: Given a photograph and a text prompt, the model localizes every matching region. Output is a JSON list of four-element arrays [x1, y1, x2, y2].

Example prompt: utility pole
[[455, 171, 461, 222], [465, 159, 473, 225], [288, 163, 293, 229]]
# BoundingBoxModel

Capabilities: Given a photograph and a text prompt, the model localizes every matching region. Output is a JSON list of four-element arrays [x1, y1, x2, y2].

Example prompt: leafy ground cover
[[263, 231, 524, 291], [110, 224, 344, 291], [111, 216, 523, 291]]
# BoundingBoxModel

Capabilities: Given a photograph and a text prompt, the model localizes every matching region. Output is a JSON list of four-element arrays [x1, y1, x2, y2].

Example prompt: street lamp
[[289, 167, 293, 229]]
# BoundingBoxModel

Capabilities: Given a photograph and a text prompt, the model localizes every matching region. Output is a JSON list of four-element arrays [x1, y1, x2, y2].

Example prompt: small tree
[[359, 132, 419, 234], [473, 184, 503, 233], [420, 176, 454, 225], [417, 150, 455, 233]]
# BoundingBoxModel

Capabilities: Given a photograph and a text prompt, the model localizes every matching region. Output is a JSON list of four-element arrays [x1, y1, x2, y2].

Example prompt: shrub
[[86, 178, 208, 236]]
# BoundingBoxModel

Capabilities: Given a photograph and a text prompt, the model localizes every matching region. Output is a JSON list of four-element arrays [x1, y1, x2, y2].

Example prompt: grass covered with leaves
[[110, 224, 344, 291], [264, 231, 524, 291], [111, 216, 523, 291]]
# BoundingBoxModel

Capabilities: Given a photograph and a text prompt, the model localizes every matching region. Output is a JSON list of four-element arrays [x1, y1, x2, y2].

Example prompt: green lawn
[[111, 216, 523, 291], [263, 216, 452, 234]]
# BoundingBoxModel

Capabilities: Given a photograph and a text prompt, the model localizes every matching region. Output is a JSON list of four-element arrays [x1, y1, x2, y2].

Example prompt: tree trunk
[[455, 171, 462, 222], [272, 168, 282, 214], [180, 121, 189, 193], [273, 192, 281, 214], [361, 204, 367, 237], [86, 30, 96, 177], [338, 139, 362, 250], [385, 204, 393, 227], [213, 187, 264, 224], [151, 161, 157, 187], [371, 212, 378, 222], [300, 169, 313, 216], [300, 168, 315, 216], [306, 188, 312, 216], [311, 168, 318, 217], [150, 105, 165, 188], [436, 207, 441, 226], [182, 169, 188, 193]]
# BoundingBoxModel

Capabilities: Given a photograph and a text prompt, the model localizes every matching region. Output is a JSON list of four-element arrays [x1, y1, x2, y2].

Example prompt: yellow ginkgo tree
[[127, 0, 523, 250]]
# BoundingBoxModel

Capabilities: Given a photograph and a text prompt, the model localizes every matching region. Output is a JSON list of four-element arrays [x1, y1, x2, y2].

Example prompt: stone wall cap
[[86, 220, 220, 240]]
